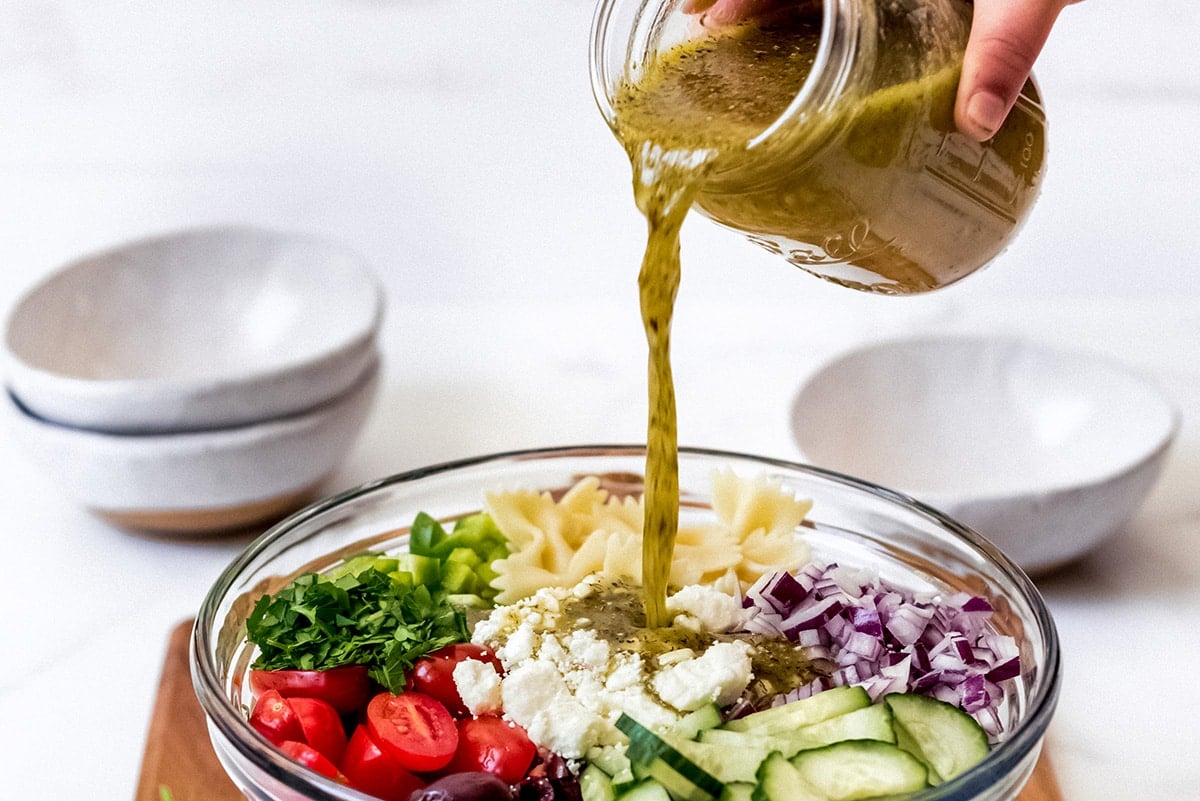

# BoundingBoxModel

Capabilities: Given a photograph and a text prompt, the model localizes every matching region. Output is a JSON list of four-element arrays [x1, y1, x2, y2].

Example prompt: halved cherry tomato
[[366, 691, 459, 773], [278, 740, 345, 782], [249, 689, 305, 745], [447, 715, 537, 783], [406, 643, 504, 717], [340, 724, 427, 801], [288, 696, 348, 765], [250, 666, 372, 713]]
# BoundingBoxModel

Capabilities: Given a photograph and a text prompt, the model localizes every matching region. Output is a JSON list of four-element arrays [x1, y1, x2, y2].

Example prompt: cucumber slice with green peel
[[788, 740, 929, 800], [618, 714, 724, 801], [643, 754, 724, 801], [583, 764, 619, 801], [884, 692, 990, 784], [666, 737, 770, 784], [752, 752, 824, 801], [722, 686, 871, 734], [718, 783, 754, 801], [700, 702, 896, 755], [672, 703, 724, 739], [589, 745, 638, 788], [616, 781, 673, 801]]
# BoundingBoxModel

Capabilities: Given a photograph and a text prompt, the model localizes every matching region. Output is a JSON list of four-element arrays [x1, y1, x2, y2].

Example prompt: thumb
[[956, 0, 1073, 141]]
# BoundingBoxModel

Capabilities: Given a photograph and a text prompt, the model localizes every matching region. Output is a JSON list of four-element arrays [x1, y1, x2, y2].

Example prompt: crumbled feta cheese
[[470, 576, 760, 757], [667, 584, 753, 633], [652, 640, 754, 712], [568, 629, 611, 670], [452, 658, 503, 716], [501, 661, 608, 759]]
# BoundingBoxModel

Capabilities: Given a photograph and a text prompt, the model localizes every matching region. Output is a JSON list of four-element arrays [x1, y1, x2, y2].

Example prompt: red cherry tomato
[[366, 691, 459, 773], [340, 724, 427, 801], [406, 643, 504, 717], [249, 689, 305, 745], [447, 716, 538, 783], [249, 666, 372, 713], [278, 740, 345, 782], [288, 696, 348, 765]]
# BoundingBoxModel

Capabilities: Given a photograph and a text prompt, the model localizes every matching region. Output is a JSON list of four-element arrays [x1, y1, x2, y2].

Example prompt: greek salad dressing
[[560, 580, 821, 703]]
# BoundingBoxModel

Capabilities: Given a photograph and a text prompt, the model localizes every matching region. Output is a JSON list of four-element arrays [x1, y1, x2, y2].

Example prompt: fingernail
[[965, 92, 1007, 140]]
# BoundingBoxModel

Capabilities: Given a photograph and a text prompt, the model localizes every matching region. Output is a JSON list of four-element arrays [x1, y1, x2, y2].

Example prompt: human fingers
[[683, 0, 775, 26], [956, 0, 1078, 140]]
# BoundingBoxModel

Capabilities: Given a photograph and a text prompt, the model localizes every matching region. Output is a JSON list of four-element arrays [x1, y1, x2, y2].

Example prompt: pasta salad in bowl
[[192, 445, 1060, 801]]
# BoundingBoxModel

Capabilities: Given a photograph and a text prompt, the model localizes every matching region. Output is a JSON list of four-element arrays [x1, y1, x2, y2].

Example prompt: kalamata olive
[[515, 776, 554, 801], [409, 772, 515, 801], [540, 753, 574, 782]]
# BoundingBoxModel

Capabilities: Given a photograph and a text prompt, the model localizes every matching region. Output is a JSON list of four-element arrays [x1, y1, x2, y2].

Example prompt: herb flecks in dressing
[[563, 581, 820, 704]]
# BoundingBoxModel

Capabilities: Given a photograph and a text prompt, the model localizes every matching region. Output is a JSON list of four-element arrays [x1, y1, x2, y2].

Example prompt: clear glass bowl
[[192, 445, 1061, 801]]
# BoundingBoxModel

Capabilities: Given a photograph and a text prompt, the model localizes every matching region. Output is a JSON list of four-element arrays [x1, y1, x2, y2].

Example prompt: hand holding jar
[[684, 0, 1080, 142], [592, 0, 1056, 293]]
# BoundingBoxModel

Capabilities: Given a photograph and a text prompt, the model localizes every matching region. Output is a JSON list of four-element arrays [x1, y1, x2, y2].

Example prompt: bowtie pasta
[[487, 469, 812, 604]]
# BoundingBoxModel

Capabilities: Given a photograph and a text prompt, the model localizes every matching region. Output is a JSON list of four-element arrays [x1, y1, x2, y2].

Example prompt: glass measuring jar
[[590, 0, 1047, 294]]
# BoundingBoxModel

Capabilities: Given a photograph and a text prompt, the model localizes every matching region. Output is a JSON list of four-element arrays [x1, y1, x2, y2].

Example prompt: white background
[[2, 2, 1199, 799]]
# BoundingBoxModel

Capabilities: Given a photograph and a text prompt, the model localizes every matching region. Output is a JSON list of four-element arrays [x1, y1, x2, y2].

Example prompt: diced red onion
[[740, 560, 1022, 740]]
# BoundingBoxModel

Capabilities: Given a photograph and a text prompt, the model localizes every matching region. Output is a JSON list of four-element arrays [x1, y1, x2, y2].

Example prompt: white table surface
[[3, 2, 1199, 799]]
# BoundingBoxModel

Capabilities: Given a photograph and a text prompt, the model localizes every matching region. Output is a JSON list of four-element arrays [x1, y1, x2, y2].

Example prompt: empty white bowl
[[791, 335, 1179, 573], [3, 226, 383, 433], [3, 354, 380, 534]]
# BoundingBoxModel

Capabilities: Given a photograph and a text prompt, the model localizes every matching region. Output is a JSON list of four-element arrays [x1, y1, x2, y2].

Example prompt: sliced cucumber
[[589, 745, 637, 788], [789, 740, 928, 800], [718, 783, 754, 801], [582, 764, 618, 801], [666, 737, 770, 784], [617, 781, 673, 801], [752, 752, 823, 801], [605, 688, 990, 801], [618, 714, 724, 801], [885, 692, 990, 784], [721, 686, 871, 735], [672, 703, 724, 739], [700, 702, 896, 756]]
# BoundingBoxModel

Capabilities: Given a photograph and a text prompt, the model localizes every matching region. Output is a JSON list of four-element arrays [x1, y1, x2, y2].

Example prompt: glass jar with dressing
[[590, 0, 1047, 294]]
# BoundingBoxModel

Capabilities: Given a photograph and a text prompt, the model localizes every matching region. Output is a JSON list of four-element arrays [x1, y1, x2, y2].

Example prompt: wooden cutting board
[[137, 619, 1064, 801]]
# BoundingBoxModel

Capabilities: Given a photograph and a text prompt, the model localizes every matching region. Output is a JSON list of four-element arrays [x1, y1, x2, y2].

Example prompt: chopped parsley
[[246, 565, 469, 694]]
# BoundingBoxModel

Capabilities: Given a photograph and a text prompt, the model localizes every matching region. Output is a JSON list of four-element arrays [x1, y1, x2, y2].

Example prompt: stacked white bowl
[[3, 226, 384, 534]]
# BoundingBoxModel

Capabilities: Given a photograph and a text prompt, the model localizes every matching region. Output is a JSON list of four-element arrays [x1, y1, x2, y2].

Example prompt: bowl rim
[[4, 354, 379, 513], [791, 333, 1181, 503], [5, 350, 380, 449], [192, 444, 1062, 801], [2, 224, 385, 432]]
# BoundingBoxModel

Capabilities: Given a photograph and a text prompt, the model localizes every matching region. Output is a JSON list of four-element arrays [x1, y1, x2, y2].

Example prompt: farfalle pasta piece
[[669, 526, 742, 587], [709, 468, 813, 541], [486, 470, 813, 603], [487, 477, 642, 603]]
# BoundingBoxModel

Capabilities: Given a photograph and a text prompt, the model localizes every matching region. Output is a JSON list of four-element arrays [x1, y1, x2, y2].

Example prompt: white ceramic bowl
[[791, 335, 1179, 573], [3, 226, 383, 433], [3, 354, 380, 534]]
